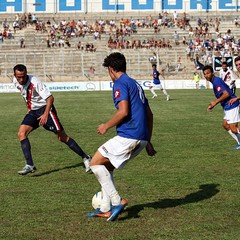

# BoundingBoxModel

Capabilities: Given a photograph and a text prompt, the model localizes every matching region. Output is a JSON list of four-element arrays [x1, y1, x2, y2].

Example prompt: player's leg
[[228, 122, 240, 150], [223, 120, 239, 143], [149, 85, 157, 98], [88, 137, 146, 221], [223, 108, 240, 149], [53, 129, 91, 172], [160, 84, 170, 100], [17, 114, 39, 175], [44, 106, 91, 172], [86, 151, 117, 218]]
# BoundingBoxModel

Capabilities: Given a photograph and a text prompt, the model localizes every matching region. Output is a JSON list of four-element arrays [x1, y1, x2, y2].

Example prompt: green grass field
[[1, 90, 240, 240]]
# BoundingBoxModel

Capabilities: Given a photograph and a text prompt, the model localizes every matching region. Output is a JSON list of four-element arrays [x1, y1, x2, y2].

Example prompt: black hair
[[202, 65, 213, 73], [235, 56, 240, 63], [102, 52, 126, 72], [152, 64, 157, 67], [13, 64, 27, 73]]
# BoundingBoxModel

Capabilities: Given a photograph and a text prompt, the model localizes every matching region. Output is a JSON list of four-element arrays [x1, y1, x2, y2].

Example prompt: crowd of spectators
[[2, 10, 240, 73], [184, 16, 240, 71]]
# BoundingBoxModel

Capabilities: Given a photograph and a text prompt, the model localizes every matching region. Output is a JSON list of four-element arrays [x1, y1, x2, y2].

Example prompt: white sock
[[91, 165, 121, 206], [150, 88, 157, 96], [162, 89, 169, 96], [228, 130, 240, 144], [235, 132, 240, 144], [100, 171, 115, 212]]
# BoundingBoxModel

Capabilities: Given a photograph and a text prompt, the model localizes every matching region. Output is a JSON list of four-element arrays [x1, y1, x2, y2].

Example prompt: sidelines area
[[0, 79, 212, 93]]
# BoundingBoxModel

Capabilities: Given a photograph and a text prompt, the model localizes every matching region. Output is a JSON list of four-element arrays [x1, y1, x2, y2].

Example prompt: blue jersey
[[153, 69, 161, 85], [112, 74, 149, 141], [212, 76, 239, 110]]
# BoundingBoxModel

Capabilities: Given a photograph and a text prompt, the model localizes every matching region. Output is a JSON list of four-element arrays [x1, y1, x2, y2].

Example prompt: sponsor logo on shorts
[[102, 146, 108, 153]]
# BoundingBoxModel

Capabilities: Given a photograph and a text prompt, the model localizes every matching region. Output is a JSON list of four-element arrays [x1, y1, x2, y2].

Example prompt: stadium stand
[[1, 12, 240, 83]]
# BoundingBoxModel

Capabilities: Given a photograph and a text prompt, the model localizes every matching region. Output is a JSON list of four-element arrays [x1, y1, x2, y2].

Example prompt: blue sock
[[66, 138, 87, 158], [20, 138, 34, 166]]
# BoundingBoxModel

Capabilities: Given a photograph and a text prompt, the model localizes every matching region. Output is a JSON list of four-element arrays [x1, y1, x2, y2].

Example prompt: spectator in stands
[[2, 29, 7, 39], [27, 13, 32, 25], [58, 37, 65, 48], [7, 29, 14, 39], [32, 14, 37, 25], [46, 35, 51, 48], [194, 54, 204, 70], [0, 33, 3, 44], [20, 37, 25, 48], [176, 56, 182, 72], [65, 36, 71, 47], [76, 41, 83, 50], [89, 66, 95, 79], [93, 30, 100, 40], [173, 31, 179, 45]]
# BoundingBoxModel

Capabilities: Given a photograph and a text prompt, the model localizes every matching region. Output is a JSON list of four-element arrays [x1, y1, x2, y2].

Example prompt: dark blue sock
[[66, 138, 87, 158], [20, 138, 34, 166]]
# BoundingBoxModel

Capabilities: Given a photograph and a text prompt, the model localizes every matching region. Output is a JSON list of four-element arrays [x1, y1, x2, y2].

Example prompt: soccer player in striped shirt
[[13, 64, 91, 175]]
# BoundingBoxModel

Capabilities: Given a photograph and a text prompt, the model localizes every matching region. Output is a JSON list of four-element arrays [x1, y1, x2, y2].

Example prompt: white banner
[[0, 80, 216, 93]]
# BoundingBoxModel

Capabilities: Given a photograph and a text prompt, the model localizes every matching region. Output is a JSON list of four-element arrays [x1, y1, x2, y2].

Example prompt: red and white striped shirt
[[13, 75, 52, 111]]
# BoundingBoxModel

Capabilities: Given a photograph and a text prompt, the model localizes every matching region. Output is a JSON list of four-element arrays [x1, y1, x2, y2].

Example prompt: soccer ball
[[92, 191, 103, 209]]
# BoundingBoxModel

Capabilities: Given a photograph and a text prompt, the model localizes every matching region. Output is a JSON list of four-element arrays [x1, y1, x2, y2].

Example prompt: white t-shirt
[[219, 68, 235, 87], [13, 75, 51, 110]]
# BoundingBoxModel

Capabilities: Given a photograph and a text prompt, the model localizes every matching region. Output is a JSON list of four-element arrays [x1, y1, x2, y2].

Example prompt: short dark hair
[[13, 64, 27, 73], [222, 61, 227, 65], [152, 64, 157, 67], [202, 65, 213, 73], [102, 52, 126, 72], [235, 56, 240, 63]]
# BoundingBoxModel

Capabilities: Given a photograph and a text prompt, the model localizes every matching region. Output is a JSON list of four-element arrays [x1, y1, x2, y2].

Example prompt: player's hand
[[37, 113, 48, 126], [229, 97, 238, 105], [207, 102, 214, 112], [146, 142, 157, 156], [97, 124, 108, 135]]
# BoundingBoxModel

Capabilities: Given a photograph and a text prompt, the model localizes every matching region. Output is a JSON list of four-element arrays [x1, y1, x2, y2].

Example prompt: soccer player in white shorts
[[150, 64, 170, 100], [203, 65, 240, 150], [86, 52, 157, 221]]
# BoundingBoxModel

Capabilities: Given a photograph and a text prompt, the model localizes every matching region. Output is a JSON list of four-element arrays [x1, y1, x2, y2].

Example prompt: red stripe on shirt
[[224, 71, 231, 82], [27, 83, 34, 110]]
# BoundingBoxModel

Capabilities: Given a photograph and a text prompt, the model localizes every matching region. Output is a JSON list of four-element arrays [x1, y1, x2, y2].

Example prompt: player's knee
[[17, 130, 26, 140], [57, 134, 68, 143], [58, 136, 65, 142], [231, 128, 238, 134]]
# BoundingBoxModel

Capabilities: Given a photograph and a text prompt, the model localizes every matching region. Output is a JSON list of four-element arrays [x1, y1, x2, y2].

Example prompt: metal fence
[[0, 48, 188, 83]]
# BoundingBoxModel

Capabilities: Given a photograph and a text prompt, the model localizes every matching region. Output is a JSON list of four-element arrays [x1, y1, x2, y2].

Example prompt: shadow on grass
[[121, 183, 220, 220], [31, 163, 83, 177]]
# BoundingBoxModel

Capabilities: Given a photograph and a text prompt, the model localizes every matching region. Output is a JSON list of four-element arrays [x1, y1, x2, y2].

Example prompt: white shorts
[[150, 82, 163, 90], [98, 136, 147, 169], [224, 106, 240, 124]]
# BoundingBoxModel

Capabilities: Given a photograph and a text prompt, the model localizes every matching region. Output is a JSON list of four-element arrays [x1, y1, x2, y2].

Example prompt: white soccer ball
[[92, 191, 103, 209]]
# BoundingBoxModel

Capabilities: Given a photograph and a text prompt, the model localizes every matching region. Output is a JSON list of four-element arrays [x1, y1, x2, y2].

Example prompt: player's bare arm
[[208, 90, 230, 112], [229, 97, 240, 105], [38, 95, 54, 126], [145, 106, 157, 156], [97, 100, 129, 135]]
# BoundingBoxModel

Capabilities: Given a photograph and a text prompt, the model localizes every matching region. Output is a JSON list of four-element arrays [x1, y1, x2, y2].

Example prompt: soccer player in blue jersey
[[13, 64, 92, 175], [203, 65, 240, 150], [87, 52, 157, 221], [150, 64, 170, 100]]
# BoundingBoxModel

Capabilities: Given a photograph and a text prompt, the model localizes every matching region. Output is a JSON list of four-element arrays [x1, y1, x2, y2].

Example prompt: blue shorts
[[21, 105, 64, 133]]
